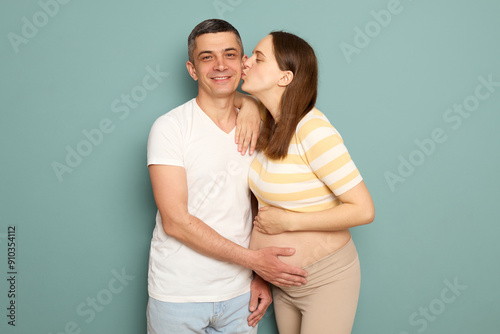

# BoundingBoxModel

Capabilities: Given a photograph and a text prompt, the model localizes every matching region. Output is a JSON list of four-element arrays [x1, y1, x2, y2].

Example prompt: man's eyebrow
[[197, 48, 239, 57], [197, 50, 213, 57]]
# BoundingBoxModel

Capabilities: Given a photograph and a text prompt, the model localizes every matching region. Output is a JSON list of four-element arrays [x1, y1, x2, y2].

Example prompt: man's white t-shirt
[[147, 98, 254, 302]]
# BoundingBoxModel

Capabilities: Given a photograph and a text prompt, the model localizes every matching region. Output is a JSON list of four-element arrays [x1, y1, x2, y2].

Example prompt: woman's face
[[241, 35, 285, 96]]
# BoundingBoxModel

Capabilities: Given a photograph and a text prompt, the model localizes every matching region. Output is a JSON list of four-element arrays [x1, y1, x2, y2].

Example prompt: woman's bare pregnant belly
[[250, 228, 352, 268]]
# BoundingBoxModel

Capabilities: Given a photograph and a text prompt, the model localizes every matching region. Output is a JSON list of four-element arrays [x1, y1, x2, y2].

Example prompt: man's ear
[[186, 61, 198, 81], [241, 54, 248, 67], [278, 70, 294, 87]]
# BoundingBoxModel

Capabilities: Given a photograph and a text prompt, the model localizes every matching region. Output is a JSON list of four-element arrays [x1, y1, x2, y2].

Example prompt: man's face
[[187, 32, 244, 99]]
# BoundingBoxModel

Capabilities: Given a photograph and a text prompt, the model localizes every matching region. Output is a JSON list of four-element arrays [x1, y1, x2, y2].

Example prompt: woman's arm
[[234, 91, 260, 155], [253, 181, 375, 234]]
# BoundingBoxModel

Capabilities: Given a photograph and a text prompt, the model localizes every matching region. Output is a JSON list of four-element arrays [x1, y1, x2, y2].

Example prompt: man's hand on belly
[[249, 247, 308, 287]]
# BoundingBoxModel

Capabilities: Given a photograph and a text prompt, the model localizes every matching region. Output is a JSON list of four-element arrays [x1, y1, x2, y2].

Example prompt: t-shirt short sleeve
[[298, 115, 363, 196], [147, 115, 184, 167]]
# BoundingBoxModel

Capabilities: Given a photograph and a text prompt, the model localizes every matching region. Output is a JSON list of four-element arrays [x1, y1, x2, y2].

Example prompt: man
[[146, 19, 308, 333]]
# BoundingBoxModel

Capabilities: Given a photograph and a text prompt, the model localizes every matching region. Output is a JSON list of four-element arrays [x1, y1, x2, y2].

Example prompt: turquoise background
[[1, 0, 499, 333]]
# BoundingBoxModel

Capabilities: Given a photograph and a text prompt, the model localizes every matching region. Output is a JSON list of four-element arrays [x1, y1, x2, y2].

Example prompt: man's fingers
[[247, 305, 263, 326], [247, 312, 262, 327], [284, 267, 308, 282], [247, 296, 270, 327], [271, 275, 304, 287], [247, 311, 258, 326], [271, 257, 309, 284], [249, 291, 259, 312], [252, 300, 266, 317], [283, 264, 308, 279], [273, 246, 296, 257], [257, 271, 306, 287]]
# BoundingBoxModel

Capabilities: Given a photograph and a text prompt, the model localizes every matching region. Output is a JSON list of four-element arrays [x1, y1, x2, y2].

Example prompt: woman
[[241, 31, 375, 333]]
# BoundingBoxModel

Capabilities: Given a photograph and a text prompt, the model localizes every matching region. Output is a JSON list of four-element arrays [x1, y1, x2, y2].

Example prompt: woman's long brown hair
[[256, 31, 318, 160]]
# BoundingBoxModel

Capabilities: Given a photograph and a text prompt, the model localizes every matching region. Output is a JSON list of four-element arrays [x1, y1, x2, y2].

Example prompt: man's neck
[[196, 93, 237, 133]]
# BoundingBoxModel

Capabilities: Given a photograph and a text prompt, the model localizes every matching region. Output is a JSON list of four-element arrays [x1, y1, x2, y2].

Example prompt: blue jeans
[[147, 292, 258, 334]]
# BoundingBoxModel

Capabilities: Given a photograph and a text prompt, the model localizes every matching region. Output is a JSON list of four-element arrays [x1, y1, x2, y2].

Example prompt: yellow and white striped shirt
[[249, 108, 363, 212]]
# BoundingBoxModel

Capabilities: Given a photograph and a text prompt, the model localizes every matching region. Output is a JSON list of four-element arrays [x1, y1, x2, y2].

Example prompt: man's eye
[[202, 56, 212, 60], [226, 53, 236, 57]]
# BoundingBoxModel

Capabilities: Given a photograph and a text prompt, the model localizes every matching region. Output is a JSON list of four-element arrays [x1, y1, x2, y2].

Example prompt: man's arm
[[148, 164, 308, 286]]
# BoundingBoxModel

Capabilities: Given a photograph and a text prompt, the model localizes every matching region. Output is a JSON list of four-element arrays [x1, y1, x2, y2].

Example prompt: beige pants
[[272, 238, 361, 334]]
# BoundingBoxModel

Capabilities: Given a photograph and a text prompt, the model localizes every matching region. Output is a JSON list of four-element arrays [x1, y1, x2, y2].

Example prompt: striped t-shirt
[[249, 108, 363, 212]]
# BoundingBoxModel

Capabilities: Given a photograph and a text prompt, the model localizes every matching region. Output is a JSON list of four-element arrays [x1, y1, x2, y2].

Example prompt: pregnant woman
[[241, 31, 375, 334]]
